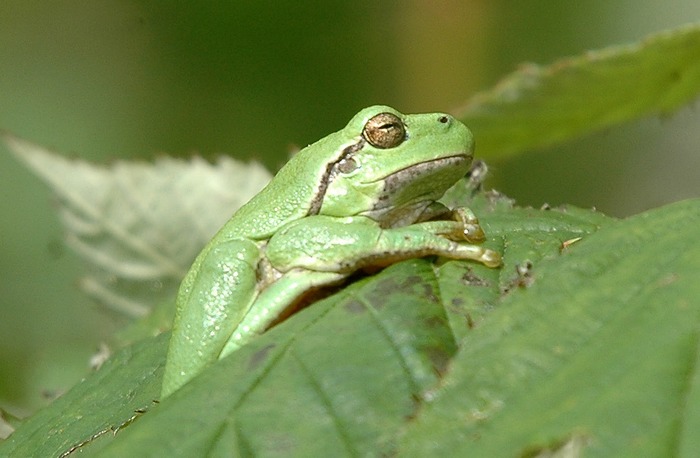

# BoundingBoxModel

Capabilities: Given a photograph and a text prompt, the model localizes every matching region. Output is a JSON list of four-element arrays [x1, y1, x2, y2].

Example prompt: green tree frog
[[161, 106, 501, 397]]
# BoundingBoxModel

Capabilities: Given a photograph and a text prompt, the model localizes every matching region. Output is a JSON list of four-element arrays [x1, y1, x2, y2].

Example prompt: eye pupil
[[362, 112, 406, 149]]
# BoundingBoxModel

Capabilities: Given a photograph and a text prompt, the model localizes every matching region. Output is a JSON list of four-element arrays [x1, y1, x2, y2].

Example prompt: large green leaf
[[457, 24, 700, 158], [2, 198, 697, 456], [0, 334, 165, 457], [398, 199, 700, 456]]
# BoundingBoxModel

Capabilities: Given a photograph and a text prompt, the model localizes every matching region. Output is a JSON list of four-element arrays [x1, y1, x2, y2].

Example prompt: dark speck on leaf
[[343, 299, 366, 314], [401, 275, 423, 288], [466, 314, 475, 329], [248, 343, 275, 371], [427, 346, 452, 375], [423, 315, 445, 329], [396, 275, 438, 301], [501, 261, 535, 295], [404, 394, 423, 421], [461, 268, 490, 287], [377, 278, 403, 295], [420, 283, 437, 301]]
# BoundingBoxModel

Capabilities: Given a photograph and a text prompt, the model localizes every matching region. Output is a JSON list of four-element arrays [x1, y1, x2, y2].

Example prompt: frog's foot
[[479, 247, 502, 268], [448, 207, 486, 243]]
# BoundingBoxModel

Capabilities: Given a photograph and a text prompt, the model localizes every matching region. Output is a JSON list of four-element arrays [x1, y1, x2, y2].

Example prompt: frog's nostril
[[438, 115, 449, 124]]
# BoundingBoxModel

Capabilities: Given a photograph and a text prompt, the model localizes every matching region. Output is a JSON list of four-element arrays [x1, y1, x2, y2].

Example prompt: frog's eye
[[362, 112, 406, 149]]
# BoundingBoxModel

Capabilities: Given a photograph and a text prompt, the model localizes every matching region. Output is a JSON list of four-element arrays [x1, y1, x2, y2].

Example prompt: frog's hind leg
[[162, 238, 260, 397], [219, 270, 345, 357]]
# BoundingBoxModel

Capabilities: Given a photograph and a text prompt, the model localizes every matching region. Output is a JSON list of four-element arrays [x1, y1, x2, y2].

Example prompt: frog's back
[[220, 130, 349, 240]]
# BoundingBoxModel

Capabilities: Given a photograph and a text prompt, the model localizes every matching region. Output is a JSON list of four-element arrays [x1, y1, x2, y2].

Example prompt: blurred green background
[[1, 1, 699, 415]]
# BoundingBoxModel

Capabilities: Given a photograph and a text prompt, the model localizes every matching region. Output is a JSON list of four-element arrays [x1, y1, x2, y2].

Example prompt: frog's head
[[316, 105, 474, 227]]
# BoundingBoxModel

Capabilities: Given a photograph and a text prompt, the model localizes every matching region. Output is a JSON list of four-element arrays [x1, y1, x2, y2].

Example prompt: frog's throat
[[364, 154, 470, 225], [379, 154, 470, 191]]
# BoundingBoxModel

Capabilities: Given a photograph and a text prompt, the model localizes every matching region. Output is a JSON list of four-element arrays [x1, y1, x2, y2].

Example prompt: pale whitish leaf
[[3, 134, 272, 318]]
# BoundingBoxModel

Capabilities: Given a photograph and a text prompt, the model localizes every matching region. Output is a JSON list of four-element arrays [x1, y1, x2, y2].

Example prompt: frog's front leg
[[219, 214, 501, 355], [404, 204, 489, 244], [161, 237, 261, 397], [266, 214, 501, 272]]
